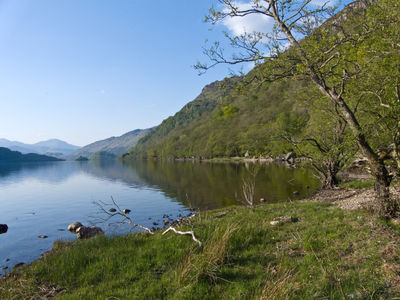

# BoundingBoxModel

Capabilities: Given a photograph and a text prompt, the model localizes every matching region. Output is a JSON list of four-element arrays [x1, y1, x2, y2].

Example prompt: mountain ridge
[[0, 139, 80, 158], [68, 128, 154, 159], [0, 147, 64, 162]]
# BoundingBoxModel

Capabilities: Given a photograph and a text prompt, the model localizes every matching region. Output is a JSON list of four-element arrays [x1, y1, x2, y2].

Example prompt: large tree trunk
[[373, 164, 396, 217], [322, 160, 339, 189]]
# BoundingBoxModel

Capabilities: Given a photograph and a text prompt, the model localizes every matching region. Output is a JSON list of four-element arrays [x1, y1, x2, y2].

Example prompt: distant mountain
[[32, 139, 80, 156], [0, 138, 80, 158], [69, 128, 153, 159], [0, 147, 63, 162]]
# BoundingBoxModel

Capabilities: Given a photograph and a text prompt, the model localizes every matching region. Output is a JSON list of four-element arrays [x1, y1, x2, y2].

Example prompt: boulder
[[68, 222, 83, 233], [0, 224, 8, 234], [122, 209, 131, 214], [14, 262, 24, 268], [284, 152, 296, 164], [76, 226, 104, 239]]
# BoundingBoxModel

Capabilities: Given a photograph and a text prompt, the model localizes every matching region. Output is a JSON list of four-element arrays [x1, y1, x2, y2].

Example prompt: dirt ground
[[308, 186, 400, 212]]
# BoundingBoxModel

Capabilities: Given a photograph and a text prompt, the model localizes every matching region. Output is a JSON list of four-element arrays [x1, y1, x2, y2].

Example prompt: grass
[[1, 201, 400, 299]]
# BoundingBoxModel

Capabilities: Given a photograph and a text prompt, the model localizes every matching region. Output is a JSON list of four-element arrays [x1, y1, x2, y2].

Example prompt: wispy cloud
[[221, 0, 339, 35], [221, 2, 274, 36]]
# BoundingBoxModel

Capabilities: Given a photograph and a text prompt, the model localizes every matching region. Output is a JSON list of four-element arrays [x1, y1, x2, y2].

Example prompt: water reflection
[[0, 160, 320, 211], [124, 160, 320, 209], [0, 159, 320, 274]]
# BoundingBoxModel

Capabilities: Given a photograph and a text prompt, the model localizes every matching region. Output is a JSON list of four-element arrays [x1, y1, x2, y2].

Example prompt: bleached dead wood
[[162, 227, 202, 247], [92, 197, 153, 234]]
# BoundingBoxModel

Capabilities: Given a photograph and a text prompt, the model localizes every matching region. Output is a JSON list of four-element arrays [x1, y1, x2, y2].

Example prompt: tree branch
[[162, 227, 202, 247]]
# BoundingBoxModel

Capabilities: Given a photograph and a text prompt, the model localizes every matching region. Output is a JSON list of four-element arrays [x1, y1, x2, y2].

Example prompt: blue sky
[[0, 0, 352, 146]]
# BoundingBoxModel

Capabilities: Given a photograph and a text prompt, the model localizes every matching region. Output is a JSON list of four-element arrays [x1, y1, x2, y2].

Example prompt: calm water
[[0, 160, 319, 274]]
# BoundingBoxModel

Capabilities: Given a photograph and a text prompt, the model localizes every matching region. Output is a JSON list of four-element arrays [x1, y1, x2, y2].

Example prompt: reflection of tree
[[126, 160, 320, 210]]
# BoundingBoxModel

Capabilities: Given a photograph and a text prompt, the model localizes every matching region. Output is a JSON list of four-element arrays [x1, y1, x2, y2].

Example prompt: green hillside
[[124, 0, 398, 167], [124, 68, 314, 160], [0, 147, 63, 162], [125, 77, 243, 159]]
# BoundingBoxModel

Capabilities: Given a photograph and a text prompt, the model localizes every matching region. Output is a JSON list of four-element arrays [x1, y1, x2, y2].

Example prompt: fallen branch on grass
[[162, 227, 202, 247]]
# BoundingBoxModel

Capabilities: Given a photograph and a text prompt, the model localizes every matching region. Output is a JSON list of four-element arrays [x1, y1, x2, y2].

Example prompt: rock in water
[[38, 235, 48, 239], [122, 209, 131, 214], [0, 224, 8, 234], [109, 208, 117, 213], [14, 262, 24, 268], [68, 222, 83, 233], [76, 226, 104, 239]]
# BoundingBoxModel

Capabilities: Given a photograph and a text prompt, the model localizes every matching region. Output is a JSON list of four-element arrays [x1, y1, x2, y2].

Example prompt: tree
[[197, 0, 399, 216], [281, 95, 357, 189]]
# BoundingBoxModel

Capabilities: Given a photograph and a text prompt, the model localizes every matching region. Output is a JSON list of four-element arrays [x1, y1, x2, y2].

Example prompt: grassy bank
[[1, 200, 400, 299]]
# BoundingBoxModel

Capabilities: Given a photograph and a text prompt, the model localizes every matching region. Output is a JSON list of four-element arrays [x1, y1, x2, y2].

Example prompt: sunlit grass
[[1, 201, 400, 299]]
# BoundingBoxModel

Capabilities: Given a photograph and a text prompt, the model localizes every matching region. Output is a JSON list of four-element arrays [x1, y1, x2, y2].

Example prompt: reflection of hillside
[[0, 161, 78, 184], [81, 160, 146, 187], [125, 160, 320, 210]]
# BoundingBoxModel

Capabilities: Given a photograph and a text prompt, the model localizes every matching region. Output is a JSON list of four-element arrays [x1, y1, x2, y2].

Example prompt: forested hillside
[[127, 77, 242, 159], [125, 1, 396, 159], [126, 76, 312, 159], [0, 147, 63, 162], [125, 0, 400, 208]]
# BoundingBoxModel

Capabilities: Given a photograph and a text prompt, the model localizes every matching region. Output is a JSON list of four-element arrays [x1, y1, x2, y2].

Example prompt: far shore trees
[[196, 0, 400, 216]]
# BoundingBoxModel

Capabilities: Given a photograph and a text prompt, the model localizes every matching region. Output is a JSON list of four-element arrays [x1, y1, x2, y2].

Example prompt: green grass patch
[[1, 201, 400, 299]]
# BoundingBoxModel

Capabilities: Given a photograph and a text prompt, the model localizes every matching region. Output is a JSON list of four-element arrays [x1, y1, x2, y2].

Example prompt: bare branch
[[162, 227, 202, 247], [92, 197, 154, 235]]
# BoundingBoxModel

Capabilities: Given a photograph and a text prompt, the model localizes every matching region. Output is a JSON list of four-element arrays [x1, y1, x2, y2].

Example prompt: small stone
[[68, 222, 83, 233], [293, 191, 300, 196], [260, 198, 265, 203], [14, 262, 24, 268], [2, 266, 8, 270], [152, 222, 158, 226], [122, 209, 131, 214], [4, 258, 10, 262], [270, 216, 299, 226], [109, 208, 117, 213], [215, 211, 228, 218], [0, 224, 8, 234], [57, 229, 65, 231], [163, 220, 169, 225], [392, 218, 400, 226], [38, 235, 48, 239]]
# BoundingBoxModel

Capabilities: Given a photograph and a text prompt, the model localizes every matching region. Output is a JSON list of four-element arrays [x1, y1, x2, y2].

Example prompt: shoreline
[[2, 187, 400, 298]]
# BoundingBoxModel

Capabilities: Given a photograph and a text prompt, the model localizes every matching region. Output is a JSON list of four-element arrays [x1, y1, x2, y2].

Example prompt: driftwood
[[93, 197, 153, 234], [162, 227, 202, 247]]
